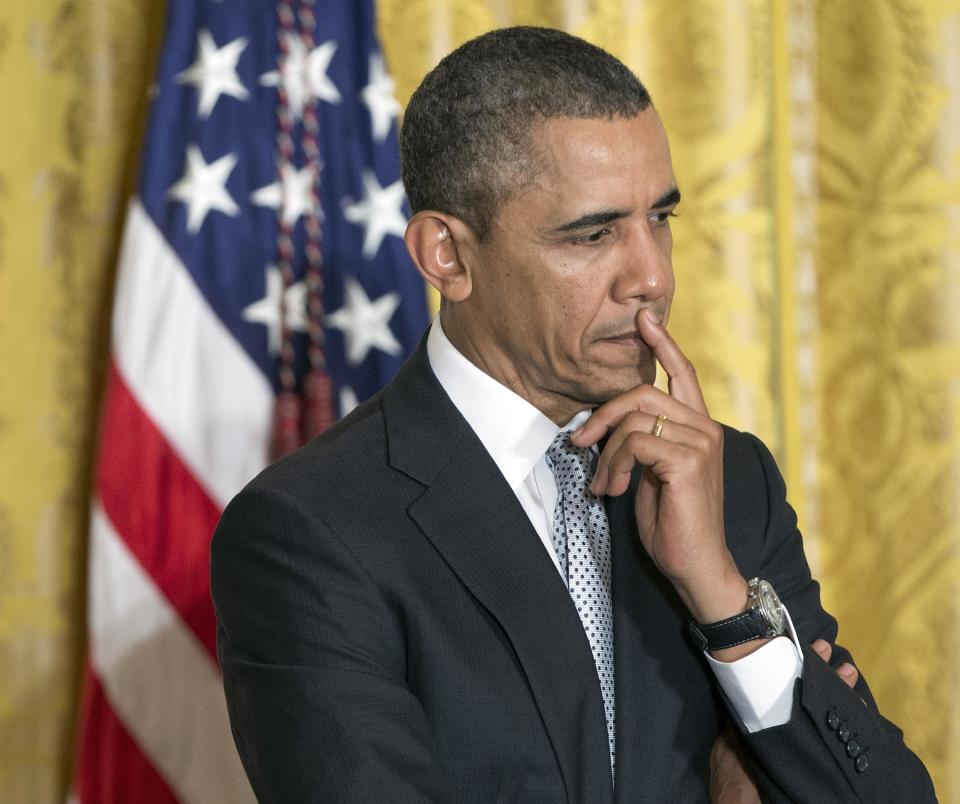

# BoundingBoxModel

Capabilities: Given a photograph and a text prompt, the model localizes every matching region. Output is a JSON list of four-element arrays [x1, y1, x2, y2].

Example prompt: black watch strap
[[688, 608, 773, 652]]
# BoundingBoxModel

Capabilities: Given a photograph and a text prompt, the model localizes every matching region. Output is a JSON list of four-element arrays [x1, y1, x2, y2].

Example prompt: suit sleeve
[[210, 484, 447, 803], [732, 433, 936, 804]]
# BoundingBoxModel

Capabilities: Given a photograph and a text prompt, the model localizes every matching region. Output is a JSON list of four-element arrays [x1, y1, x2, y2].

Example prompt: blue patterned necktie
[[545, 430, 616, 775]]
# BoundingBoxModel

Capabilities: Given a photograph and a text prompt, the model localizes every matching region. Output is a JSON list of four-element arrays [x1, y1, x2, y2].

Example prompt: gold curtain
[[1, 1, 957, 800], [0, 2, 165, 801]]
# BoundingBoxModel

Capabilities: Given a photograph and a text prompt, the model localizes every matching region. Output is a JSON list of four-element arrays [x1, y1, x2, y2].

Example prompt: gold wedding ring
[[652, 414, 668, 438]]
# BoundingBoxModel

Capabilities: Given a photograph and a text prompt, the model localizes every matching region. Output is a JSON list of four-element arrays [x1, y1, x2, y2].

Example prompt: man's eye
[[571, 228, 611, 245], [651, 210, 678, 224]]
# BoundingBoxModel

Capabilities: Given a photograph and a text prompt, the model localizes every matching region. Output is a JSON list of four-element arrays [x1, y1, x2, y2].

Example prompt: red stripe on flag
[[97, 359, 222, 659], [74, 663, 179, 804]]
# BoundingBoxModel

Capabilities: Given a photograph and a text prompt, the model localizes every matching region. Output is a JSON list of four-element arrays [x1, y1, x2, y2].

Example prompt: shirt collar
[[426, 317, 590, 491]]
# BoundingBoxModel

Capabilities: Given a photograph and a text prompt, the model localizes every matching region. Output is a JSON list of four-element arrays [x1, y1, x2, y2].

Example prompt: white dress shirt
[[426, 317, 803, 732]]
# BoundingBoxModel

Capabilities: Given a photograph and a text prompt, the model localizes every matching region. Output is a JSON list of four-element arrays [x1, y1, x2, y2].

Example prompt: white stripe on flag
[[112, 199, 273, 509], [89, 502, 256, 804]]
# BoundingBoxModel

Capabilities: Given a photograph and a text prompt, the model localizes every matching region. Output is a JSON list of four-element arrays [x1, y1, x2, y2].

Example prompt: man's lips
[[599, 332, 654, 358], [603, 331, 646, 342], [598, 312, 664, 344]]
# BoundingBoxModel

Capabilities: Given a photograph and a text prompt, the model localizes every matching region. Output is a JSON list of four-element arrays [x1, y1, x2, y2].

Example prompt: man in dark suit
[[211, 27, 936, 802]]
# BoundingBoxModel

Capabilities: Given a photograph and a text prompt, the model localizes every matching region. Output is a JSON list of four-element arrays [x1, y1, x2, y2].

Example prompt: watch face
[[757, 581, 785, 634]]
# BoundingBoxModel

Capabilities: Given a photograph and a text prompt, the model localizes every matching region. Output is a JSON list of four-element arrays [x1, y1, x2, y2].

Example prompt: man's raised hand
[[571, 309, 748, 634]]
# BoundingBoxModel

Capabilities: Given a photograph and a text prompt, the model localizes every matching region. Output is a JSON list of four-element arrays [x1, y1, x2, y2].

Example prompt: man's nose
[[611, 227, 673, 302]]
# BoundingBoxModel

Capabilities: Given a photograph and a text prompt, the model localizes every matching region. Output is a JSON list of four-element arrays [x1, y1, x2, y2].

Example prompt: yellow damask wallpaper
[[0, 1, 165, 800], [812, 0, 960, 790], [0, 0, 957, 800]]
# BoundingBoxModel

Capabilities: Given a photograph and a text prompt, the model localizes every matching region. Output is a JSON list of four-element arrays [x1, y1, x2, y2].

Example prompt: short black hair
[[400, 26, 652, 240]]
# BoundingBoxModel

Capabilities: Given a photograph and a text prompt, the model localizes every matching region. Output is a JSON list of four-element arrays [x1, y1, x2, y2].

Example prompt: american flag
[[72, 1, 427, 800]]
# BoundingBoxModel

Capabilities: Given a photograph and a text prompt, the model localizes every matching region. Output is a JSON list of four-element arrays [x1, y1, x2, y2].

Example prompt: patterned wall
[[0, 2, 165, 800], [0, 0, 957, 800], [811, 0, 960, 791]]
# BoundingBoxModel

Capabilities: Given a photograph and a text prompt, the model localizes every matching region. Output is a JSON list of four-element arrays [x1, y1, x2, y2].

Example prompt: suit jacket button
[[846, 738, 861, 758], [856, 753, 869, 773], [826, 710, 840, 731], [837, 722, 851, 742]]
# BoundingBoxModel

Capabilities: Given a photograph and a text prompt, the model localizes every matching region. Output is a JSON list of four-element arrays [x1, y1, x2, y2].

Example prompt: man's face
[[460, 109, 678, 414]]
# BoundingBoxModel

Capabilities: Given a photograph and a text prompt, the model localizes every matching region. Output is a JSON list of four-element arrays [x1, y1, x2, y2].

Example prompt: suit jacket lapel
[[384, 342, 613, 803], [608, 483, 690, 803]]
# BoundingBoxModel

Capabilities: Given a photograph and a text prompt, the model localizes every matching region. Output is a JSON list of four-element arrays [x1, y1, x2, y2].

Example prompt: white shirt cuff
[[704, 605, 804, 733]]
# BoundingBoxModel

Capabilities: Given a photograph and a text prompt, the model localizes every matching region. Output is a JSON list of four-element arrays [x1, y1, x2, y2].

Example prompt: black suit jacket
[[211, 341, 935, 803]]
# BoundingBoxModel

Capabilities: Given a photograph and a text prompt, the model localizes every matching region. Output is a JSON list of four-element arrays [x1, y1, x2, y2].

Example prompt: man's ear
[[404, 212, 474, 302]]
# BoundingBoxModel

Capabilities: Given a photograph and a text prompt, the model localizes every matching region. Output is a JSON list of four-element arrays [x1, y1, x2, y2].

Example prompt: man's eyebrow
[[549, 187, 682, 234], [651, 187, 682, 209], [551, 209, 630, 233]]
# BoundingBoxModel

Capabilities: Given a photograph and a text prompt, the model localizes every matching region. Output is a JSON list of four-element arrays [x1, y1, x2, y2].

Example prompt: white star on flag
[[242, 265, 309, 354], [361, 53, 401, 143], [167, 144, 240, 233], [342, 170, 407, 259], [326, 277, 401, 365], [339, 386, 359, 417], [175, 30, 249, 118], [251, 163, 320, 226], [260, 35, 341, 120]]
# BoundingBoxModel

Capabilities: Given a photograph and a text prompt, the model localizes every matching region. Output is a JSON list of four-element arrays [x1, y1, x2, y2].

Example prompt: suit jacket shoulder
[[213, 345, 615, 802]]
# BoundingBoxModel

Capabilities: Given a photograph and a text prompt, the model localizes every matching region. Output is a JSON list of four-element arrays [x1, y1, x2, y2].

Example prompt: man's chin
[[575, 366, 658, 407], [587, 344, 657, 388]]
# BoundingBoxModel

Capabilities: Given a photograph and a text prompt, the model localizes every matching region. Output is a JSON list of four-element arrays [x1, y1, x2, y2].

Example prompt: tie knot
[[545, 430, 595, 490]]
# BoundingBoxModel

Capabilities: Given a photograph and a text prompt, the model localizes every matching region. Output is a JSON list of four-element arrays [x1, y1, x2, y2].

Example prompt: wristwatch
[[688, 577, 786, 651]]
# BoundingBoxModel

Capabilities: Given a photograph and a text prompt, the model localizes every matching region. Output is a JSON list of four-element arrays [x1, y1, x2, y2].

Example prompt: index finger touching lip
[[637, 309, 709, 415]]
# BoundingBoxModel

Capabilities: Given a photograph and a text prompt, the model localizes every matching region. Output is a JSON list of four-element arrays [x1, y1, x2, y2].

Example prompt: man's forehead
[[521, 113, 676, 217], [530, 113, 672, 178], [532, 109, 668, 149]]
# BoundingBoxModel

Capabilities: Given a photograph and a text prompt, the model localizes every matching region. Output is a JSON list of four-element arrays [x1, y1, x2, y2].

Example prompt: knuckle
[[693, 430, 713, 453], [635, 384, 660, 405], [708, 421, 724, 443]]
